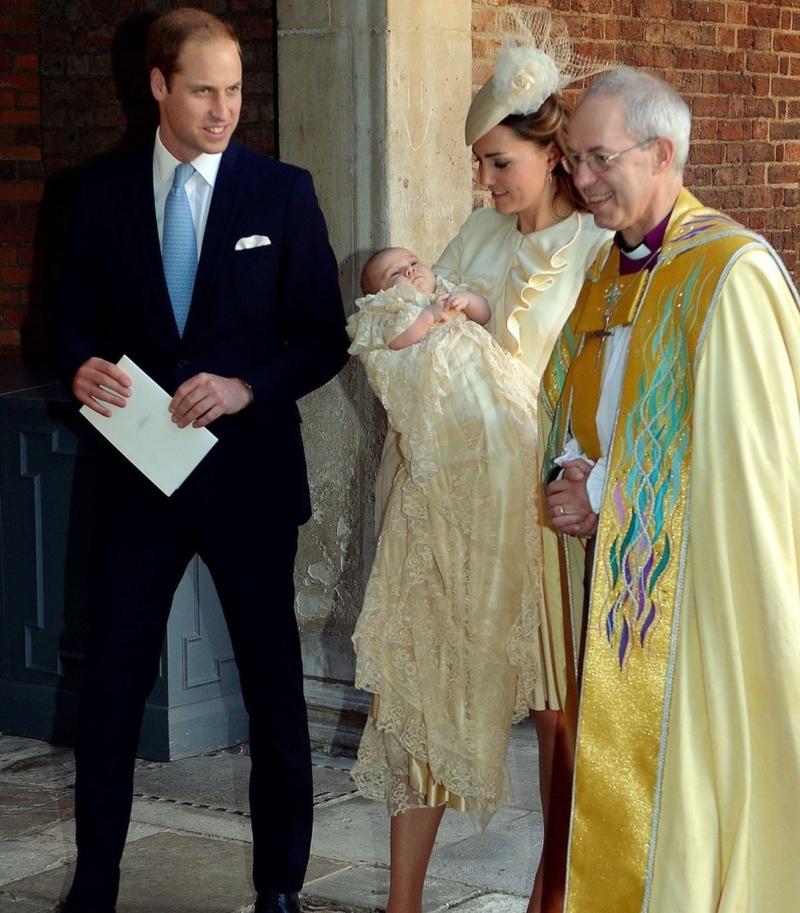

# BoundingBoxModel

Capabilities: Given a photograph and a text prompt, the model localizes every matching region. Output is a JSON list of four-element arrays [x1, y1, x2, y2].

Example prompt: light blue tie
[[163, 162, 197, 336]]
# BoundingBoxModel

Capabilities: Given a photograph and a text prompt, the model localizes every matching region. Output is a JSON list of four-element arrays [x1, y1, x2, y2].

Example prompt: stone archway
[[275, 1, 473, 747]]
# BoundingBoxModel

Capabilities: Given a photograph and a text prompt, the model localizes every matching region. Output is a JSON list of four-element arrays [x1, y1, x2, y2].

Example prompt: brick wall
[[0, 0, 43, 350], [471, 0, 800, 280], [0, 0, 276, 359], [0, 1, 798, 352]]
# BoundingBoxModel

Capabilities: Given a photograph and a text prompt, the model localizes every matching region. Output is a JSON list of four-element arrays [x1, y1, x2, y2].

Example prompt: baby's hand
[[435, 292, 469, 313], [426, 301, 448, 323]]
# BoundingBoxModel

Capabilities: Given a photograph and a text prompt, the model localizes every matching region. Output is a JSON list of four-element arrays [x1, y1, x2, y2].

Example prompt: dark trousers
[[67, 452, 313, 908]]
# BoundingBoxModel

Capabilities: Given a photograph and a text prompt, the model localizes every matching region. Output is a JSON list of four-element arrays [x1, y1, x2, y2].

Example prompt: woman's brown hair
[[502, 94, 587, 214]]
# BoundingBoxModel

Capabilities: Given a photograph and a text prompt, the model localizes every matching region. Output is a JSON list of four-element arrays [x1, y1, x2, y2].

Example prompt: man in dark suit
[[57, 9, 349, 913]]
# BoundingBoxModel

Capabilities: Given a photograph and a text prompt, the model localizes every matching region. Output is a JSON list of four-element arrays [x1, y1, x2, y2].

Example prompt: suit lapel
[[126, 140, 183, 342], [183, 142, 244, 336]]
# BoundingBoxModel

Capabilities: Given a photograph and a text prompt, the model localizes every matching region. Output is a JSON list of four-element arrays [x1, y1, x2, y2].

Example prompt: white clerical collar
[[154, 128, 223, 189], [619, 240, 653, 261]]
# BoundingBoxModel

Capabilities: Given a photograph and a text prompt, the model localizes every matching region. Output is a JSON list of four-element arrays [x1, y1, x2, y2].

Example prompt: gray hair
[[578, 68, 692, 173]]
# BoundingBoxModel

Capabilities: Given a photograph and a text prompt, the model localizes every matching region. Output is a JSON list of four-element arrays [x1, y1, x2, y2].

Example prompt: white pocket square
[[235, 235, 271, 250]]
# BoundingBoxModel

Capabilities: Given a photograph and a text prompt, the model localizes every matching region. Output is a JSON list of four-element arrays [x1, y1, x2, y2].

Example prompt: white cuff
[[585, 458, 608, 513], [554, 438, 595, 472]]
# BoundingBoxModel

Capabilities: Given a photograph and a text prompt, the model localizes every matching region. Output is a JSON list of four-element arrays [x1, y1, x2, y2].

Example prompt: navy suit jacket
[[60, 138, 349, 524]]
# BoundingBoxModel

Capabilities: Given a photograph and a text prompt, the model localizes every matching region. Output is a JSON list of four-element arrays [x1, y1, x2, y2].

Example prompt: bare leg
[[528, 709, 573, 913], [386, 804, 446, 913], [527, 709, 558, 913], [533, 709, 559, 823]]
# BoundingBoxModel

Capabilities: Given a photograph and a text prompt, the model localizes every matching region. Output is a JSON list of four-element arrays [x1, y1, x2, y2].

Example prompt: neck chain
[[586, 245, 659, 370]]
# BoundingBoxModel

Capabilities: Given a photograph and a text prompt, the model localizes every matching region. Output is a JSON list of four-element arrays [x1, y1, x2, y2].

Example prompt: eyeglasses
[[561, 138, 658, 175]]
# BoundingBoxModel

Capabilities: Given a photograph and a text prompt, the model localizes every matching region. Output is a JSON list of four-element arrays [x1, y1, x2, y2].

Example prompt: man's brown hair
[[146, 8, 240, 88]]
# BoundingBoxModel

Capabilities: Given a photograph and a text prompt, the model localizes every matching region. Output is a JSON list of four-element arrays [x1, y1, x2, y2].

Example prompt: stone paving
[[0, 722, 543, 913]]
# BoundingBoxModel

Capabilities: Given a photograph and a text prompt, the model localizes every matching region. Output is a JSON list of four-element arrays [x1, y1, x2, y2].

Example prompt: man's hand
[[545, 458, 598, 537], [72, 357, 132, 417], [169, 373, 253, 428]]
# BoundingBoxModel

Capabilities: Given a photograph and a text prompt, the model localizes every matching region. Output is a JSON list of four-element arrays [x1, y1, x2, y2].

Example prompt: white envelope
[[80, 355, 217, 496], [235, 235, 271, 250]]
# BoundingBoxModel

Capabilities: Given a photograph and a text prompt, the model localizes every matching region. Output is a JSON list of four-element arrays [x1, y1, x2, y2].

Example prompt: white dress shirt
[[558, 242, 656, 511], [153, 129, 223, 257]]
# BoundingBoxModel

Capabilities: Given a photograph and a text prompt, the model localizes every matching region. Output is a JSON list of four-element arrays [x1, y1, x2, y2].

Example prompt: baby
[[348, 245, 544, 832], [359, 247, 490, 348]]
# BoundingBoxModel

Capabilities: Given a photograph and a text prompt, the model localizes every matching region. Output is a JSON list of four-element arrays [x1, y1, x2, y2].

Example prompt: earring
[[547, 169, 553, 183]]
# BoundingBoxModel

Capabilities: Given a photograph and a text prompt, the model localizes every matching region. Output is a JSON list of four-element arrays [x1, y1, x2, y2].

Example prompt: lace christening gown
[[347, 279, 543, 822]]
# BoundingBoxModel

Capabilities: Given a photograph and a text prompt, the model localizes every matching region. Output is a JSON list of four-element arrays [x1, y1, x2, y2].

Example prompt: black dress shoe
[[254, 892, 302, 913], [56, 903, 116, 913]]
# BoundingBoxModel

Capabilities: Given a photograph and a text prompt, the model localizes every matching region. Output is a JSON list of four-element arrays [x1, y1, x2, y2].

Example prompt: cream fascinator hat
[[465, 6, 610, 145]]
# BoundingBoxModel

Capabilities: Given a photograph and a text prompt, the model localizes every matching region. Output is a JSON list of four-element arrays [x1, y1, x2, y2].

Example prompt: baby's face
[[368, 248, 436, 295]]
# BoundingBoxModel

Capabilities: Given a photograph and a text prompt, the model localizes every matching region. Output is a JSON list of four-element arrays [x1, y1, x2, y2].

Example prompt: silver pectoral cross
[[590, 307, 613, 370], [589, 278, 625, 370], [604, 279, 623, 309]]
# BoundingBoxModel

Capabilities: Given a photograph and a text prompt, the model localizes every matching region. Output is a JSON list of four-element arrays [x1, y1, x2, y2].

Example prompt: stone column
[[275, 0, 473, 751]]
